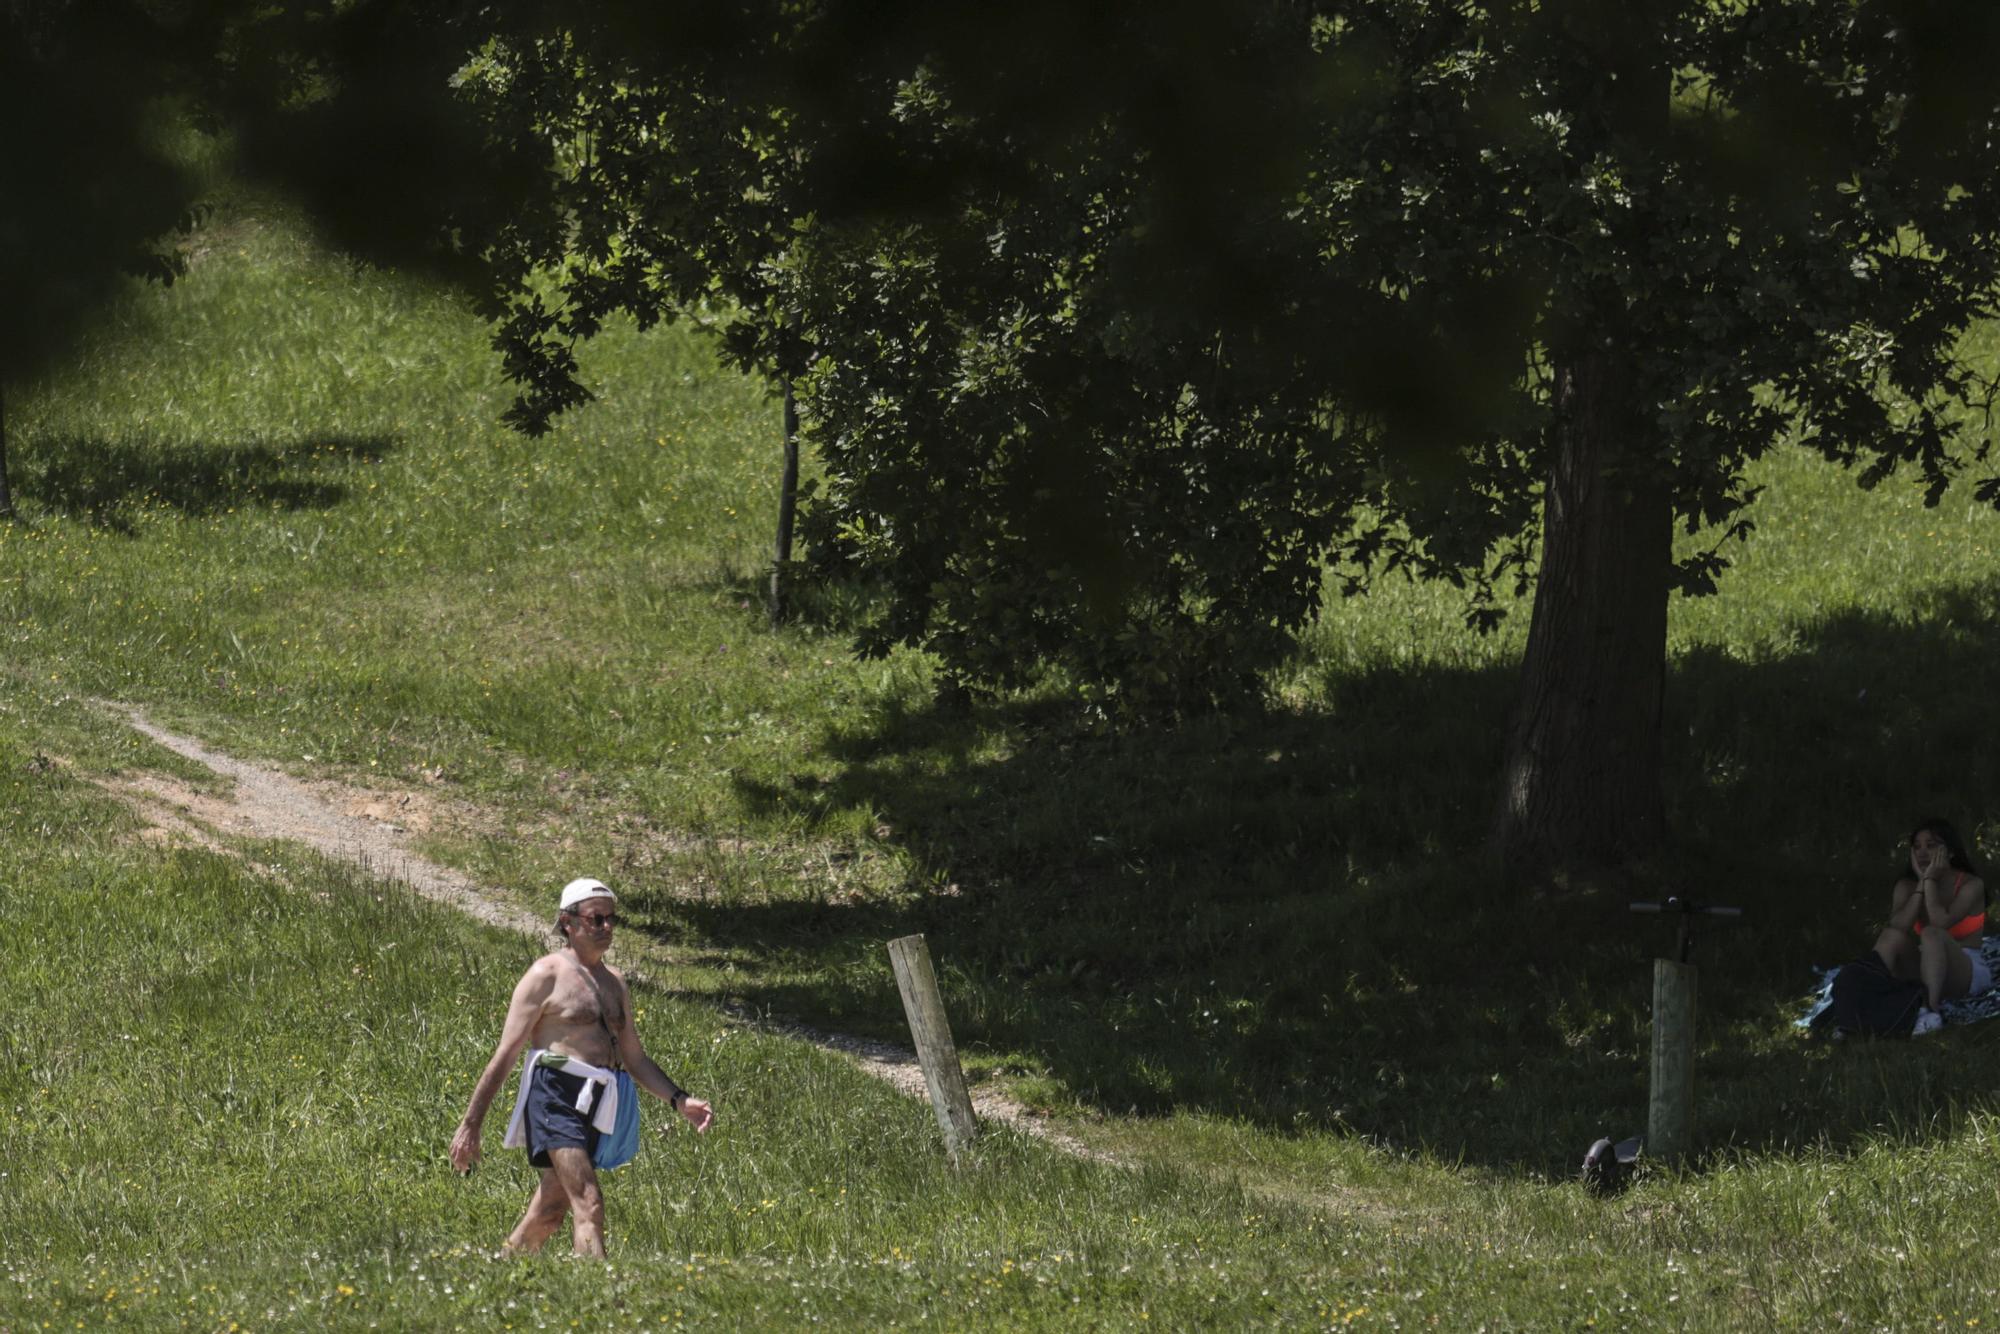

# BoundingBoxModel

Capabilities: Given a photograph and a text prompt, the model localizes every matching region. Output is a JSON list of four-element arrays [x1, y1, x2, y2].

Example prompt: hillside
[[6, 184, 2000, 1327]]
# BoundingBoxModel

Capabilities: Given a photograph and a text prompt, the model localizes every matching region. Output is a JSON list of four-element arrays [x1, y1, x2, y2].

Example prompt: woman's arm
[[1933, 873, 1987, 932], [1889, 878, 1923, 930]]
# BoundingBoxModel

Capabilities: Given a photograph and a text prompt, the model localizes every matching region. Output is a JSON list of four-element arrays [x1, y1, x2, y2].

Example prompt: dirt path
[[94, 702, 1113, 1163]]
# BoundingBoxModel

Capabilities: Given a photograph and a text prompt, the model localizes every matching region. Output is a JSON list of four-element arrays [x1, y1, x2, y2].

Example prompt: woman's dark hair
[[1911, 817, 1978, 875]]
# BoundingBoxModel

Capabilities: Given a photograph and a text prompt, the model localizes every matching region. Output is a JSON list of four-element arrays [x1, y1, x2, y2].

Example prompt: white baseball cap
[[559, 877, 617, 912]]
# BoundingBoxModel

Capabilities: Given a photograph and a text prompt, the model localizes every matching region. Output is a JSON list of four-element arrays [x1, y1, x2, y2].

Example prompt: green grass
[[10, 754, 2000, 1330], [9, 174, 2000, 1325]]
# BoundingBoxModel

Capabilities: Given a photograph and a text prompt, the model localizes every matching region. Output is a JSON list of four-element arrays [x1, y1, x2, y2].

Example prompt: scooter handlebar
[[1628, 899, 1743, 918]]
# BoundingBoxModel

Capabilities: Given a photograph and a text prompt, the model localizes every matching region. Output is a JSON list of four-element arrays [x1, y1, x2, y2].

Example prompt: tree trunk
[[0, 378, 15, 520], [768, 379, 800, 627], [1493, 348, 1671, 874]]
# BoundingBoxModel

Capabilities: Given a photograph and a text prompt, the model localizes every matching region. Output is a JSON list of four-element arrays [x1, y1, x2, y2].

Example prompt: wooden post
[[768, 380, 800, 627], [0, 379, 15, 520], [1648, 957, 1697, 1162], [887, 933, 979, 1163]]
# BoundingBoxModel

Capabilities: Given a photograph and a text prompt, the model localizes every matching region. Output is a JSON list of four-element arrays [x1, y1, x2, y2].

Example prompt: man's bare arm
[[610, 973, 713, 1133], [449, 960, 557, 1171]]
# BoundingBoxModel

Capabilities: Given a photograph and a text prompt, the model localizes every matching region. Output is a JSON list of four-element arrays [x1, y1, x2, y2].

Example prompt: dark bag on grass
[[1818, 950, 1924, 1038], [1581, 1135, 1641, 1196]]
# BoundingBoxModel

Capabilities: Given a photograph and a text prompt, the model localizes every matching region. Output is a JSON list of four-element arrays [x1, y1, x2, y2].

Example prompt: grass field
[[8, 169, 2000, 1328]]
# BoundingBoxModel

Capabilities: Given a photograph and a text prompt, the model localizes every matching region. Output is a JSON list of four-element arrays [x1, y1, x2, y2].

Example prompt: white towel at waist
[[502, 1049, 621, 1149]]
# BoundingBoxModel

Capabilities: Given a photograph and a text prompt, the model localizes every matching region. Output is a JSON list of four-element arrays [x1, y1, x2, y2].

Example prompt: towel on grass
[[1797, 937, 2000, 1031]]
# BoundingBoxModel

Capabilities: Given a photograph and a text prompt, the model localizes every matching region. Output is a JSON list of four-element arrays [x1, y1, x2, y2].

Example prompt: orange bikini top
[[1913, 871, 1985, 941]]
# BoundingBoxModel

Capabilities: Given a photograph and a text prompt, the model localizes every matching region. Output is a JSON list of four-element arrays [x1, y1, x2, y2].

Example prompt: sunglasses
[[570, 911, 619, 928]]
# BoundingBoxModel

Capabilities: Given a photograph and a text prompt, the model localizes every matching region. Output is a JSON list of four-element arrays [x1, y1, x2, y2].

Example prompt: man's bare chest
[[546, 973, 623, 1031]]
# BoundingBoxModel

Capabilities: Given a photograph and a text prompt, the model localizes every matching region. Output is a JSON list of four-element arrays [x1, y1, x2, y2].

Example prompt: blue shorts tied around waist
[[593, 1071, 639, 1171]]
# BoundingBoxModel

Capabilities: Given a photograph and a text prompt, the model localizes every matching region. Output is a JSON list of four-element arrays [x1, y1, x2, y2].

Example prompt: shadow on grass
[[680, 582, 2000, 1177], [21, 433, 394, 530], [718, 561, 889, 638]]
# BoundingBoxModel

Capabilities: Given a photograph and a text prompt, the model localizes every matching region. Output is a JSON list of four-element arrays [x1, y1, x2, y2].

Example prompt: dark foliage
[[1, 0, 215, 382], [175, 1, 2000, 865]]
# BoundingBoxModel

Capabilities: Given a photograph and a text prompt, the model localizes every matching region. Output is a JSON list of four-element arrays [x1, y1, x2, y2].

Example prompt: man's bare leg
[[503, 1169, 572, 1256], [547, 1146, 607, 1258]]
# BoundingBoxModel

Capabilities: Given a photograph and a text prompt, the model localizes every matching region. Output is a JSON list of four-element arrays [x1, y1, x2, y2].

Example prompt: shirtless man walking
[[449, 877, 713, 1257]]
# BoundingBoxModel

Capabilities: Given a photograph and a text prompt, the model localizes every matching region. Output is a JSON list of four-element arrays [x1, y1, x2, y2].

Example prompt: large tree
[[248, 0, 2000, 872]]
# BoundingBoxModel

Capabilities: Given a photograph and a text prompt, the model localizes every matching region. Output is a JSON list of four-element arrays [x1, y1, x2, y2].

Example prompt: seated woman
[[1872, 817, 1991, 1035]]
